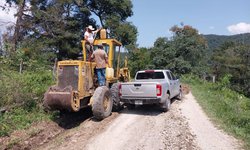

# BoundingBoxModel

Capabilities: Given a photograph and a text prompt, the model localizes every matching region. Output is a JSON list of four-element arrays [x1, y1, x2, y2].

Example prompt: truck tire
[[92, 86, 113, 120], [160, 94, 171, 112], [176, 88, 183, 100], [111, 83, 121, 111]]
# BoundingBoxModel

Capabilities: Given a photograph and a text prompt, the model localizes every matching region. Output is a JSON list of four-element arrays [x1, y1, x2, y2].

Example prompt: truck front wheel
[[92, 86, 113, 120]]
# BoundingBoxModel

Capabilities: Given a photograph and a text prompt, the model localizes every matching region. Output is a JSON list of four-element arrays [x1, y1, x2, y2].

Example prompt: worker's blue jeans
[[96, 68, 106, 86]]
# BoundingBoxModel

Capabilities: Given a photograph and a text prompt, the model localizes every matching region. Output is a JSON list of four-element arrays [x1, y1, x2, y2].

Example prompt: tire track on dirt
[[85, 101, 199, 150], [38, 112, 119, 150], [2, 92, 242, 150]]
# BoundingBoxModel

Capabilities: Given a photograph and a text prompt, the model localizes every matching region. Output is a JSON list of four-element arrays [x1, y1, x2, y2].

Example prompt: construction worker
[[91, 44, 109, 86], [84, 25, 101, 61]]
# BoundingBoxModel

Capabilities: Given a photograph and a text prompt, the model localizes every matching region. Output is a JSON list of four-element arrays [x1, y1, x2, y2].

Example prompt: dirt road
[[38, 92, 242, 150], [85, 101, 198, 150], [1, 92, 242, 150], [180, 93, 242, 150]]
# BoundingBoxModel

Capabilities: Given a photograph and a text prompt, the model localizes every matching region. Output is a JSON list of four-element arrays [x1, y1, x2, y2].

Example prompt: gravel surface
[[85, 100, 199, 150], [1, 92, 242, 150]]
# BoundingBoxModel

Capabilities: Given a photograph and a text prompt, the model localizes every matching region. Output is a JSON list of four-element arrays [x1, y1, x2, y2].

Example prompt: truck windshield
[[136, 72, 165, 80]]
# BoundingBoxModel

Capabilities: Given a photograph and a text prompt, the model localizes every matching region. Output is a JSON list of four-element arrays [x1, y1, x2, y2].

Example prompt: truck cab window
[[166, 71, 173, 80], [170, 72, 176, 80], [136, 72, 164, 80]]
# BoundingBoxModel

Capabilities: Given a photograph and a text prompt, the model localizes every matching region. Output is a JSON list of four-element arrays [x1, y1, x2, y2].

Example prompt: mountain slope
[[203, 33, 250, 50]]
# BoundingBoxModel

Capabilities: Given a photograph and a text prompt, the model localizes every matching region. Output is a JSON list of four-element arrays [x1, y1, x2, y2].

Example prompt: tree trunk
[[13, 0, 26, 51], [98, 14, 104, 28], [53, 58, 58, 81], [212, 75, 216, 83], [19, 59, 23, 74]]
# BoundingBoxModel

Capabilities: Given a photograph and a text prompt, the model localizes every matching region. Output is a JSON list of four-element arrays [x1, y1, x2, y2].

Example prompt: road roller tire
[[92, 86, 113, 120], [111, 83, 121, 111]]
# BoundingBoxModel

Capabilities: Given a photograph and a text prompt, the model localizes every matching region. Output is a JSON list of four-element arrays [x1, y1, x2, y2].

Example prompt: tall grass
[[0, 68, 55, 136], [182, 75, 250, 149], [0, 107, 51, 136], [0, 69, 54, 108]]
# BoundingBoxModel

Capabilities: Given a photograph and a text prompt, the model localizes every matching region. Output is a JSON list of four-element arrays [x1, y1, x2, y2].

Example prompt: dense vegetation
[[0, 0, 137, 137], [204, 33, 250, 50], [129, 28, 250, 97], [211, 41, 250, 97], [0, 51, 55, 136], [129, 25, 208, 76], [1, 0, 137, 59]]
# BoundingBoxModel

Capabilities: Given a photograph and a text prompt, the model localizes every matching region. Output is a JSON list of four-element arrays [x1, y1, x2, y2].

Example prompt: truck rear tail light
[[156, 84, 162, 96], [119, 84, 122, 97]]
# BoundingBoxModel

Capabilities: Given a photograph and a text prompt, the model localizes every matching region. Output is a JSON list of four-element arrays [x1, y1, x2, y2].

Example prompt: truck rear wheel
[[111, 83, 121, 111], [92, 86, 113, 120], [160, 94, 171, 112], [176, 88, 183, 100]]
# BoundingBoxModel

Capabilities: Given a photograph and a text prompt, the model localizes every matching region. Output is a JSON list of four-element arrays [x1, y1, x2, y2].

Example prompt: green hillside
[[203, 33, 250, 50]]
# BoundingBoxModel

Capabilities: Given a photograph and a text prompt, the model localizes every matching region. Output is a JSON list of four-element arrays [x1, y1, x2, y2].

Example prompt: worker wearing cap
[[84, 25, 101, 60], [91, 44, 109, 86]]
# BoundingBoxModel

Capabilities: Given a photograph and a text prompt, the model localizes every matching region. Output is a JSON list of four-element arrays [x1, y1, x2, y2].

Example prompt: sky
[[128, 0, 250, 47], [0, 0, 16, 34], [0, 0, 250, 47]]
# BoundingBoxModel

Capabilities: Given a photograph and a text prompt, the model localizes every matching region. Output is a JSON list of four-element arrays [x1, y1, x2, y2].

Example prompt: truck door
[[169, 71, 179, 96], [166, 71, 175, 98]]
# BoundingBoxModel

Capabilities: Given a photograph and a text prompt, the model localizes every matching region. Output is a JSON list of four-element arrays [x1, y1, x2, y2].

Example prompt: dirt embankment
[[0, 91, 242, 150]]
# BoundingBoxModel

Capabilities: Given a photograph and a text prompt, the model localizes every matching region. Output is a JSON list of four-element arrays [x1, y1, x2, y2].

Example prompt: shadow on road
[[52, 107, 93, 129], [119, 104, 162, 116], [118, 98, 181, 116], [51, 98, 182, 129]]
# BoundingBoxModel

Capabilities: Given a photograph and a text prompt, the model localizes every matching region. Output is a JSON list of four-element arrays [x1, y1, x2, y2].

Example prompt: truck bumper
[[120, 97, 161, 105]]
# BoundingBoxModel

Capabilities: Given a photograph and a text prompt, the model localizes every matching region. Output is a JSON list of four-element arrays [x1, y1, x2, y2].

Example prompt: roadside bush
[[0, 56, 55, 136], [181, 74, 250, 148], [0, 69, 54, 109], [0, 107, 50, 136]]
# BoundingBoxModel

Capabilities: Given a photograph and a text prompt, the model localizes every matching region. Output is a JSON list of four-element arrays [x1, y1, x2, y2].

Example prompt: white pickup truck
[[119, 70, 182, 111]]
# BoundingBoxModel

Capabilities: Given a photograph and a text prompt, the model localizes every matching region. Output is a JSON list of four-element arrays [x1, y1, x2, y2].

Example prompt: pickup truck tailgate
[[121, 82, 157, 97]]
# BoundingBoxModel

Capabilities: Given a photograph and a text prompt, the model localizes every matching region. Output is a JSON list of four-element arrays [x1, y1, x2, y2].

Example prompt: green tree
[[149, 25, 208, 75], [86, 0, 133, 27], [212, 41, 250, 96], [170, 25, 208, 74], [24, 0, 95, 59], [150, 37, 191, 74], [86, 0, 137, 48], [3, 0, 28, 52], [129, 47, 151, 76], [3, 0, 137, 60], [106, 19, 137, 48]]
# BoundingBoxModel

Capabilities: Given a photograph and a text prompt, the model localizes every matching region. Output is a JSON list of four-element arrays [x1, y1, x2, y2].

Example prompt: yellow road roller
[[43, 30, 130, 120]]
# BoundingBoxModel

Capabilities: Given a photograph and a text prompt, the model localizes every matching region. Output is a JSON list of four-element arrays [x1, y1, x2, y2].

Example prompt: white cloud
[[227, 22, 250, 34]]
